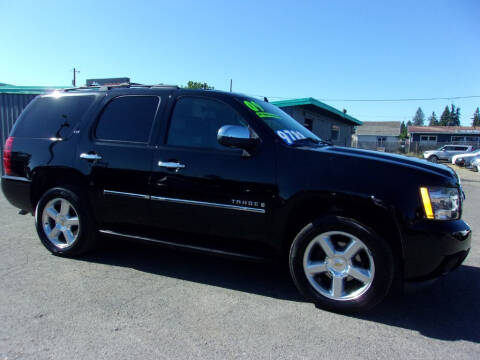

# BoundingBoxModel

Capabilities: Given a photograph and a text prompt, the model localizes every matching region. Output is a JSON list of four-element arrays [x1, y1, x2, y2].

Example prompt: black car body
[[2, 86, 472, 313]]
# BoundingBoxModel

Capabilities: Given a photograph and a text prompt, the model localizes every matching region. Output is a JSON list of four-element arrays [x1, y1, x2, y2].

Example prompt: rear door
[[149, 94, 276, 245], [76, 93, 165, 233], [448, 146, 469, 159]]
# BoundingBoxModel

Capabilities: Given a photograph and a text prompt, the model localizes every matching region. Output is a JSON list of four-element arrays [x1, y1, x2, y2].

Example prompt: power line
[[248, 94, 480, 102]]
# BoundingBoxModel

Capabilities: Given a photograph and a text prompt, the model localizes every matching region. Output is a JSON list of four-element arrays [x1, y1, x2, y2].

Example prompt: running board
[[98, 229, 266, 262]]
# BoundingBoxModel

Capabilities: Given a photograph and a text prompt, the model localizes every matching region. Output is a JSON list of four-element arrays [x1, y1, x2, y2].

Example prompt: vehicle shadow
[[79, 239, 479, 343], [358, 264, 480, 343], [79, 238, 303, 302]]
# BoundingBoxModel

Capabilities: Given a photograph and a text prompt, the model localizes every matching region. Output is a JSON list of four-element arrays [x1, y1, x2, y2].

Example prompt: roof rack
[[62, 83, 180, 92]]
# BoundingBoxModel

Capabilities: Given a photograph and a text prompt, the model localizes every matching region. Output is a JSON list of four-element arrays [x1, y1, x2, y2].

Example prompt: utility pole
[[72, 68, 80, 87], [230, 79, 232, 92]]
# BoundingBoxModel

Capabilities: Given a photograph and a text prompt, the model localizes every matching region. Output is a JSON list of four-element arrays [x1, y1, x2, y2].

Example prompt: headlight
[[420, 187, 460, 220]]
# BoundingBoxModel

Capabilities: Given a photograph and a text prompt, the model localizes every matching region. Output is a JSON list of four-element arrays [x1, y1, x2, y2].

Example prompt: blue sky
[[1, 0, 479, 125]]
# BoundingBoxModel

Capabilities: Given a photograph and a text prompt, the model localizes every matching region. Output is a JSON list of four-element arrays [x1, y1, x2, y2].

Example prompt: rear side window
[[95, 96, 159, 143], [12, 95, 95, 139]]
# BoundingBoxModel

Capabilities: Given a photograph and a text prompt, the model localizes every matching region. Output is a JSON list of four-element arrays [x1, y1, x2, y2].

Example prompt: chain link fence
[[353, 140, 480, 155]]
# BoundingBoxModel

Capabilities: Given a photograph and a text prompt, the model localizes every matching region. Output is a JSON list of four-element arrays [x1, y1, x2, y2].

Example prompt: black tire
[[289, 216, 394, 313], [428, 155, 438, 163], [35, 186, 97, 257]]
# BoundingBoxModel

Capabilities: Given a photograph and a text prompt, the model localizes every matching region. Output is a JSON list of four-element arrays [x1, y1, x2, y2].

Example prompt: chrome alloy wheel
[[41, 198, 80, 249], [303, 231, 375, 301]]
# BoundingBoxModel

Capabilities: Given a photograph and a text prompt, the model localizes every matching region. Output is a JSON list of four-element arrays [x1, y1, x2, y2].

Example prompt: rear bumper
[[1, 176, 33, 213], [402, 219, 471, 280]]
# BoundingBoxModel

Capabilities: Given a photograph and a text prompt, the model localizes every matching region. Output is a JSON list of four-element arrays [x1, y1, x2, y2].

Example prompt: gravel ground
[[1, 167, 479, 359]]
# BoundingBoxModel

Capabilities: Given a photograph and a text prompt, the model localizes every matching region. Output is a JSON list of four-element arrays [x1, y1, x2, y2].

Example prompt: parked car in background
[[423, 145, 473, 163], [451, 149, 480, 167], [472, 158, 480, 172], [460, 154, 480, 169]]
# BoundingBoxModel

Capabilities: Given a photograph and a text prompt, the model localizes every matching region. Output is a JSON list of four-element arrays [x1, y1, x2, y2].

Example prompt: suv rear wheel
[[289, 216, 394, 313], [35, 187, 97, 256]]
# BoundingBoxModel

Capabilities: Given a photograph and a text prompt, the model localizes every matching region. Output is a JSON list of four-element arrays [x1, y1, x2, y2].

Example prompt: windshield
[[239, 97, 323, 146]]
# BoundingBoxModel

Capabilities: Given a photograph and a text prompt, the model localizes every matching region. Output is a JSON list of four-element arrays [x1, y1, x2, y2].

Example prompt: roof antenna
[[264, 97, 269, 102]]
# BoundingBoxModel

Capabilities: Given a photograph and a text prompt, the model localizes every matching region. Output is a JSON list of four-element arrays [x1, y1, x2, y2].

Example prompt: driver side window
[[167, 96, 246, 150]]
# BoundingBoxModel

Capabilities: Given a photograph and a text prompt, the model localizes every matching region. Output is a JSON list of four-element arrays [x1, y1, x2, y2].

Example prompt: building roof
[[408, 126, 480, 134], [0, 84, 68, 94], [356, 121, 401, 136], [271, 97, 362, 125]]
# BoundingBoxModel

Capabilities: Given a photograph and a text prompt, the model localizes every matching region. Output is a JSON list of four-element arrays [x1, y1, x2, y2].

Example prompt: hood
[[318, 146, 457, 180], [457, 152, 480, 159]]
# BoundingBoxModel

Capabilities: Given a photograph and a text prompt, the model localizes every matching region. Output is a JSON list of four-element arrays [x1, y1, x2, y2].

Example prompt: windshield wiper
[[291, 137, 330, 147]]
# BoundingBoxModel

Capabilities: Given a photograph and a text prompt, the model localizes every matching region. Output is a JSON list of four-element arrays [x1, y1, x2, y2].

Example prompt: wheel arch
[[280, 192, 406, 278], [30, 166, 88, 212]]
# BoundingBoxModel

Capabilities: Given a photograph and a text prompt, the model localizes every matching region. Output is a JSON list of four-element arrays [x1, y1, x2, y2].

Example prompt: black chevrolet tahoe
[[1, 85, 472, 313]]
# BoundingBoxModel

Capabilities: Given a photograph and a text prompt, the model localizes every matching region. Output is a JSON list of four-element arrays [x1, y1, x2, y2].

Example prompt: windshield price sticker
[[276, 129, 306, 145], [243, 100, 281, 119]]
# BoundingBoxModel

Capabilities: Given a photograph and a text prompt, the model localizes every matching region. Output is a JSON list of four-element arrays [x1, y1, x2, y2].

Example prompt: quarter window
[[167, 97, 246, 150], [95, 96, 159, 143], [12, 95, 95, 139]]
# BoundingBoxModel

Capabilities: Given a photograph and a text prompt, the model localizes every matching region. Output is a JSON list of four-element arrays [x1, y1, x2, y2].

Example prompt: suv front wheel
[[289, 216, 394, 313], [35, 187, 97, 256]]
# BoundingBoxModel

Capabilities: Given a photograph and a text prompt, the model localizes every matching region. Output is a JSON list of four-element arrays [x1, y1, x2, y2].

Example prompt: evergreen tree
[[412, 107, 425, 126], [400, 121, 407, 139], [428, 112, 439, 126], [449, 104, 460, 126], [472, 107, 480, 127], [439, 106, 451, 126]]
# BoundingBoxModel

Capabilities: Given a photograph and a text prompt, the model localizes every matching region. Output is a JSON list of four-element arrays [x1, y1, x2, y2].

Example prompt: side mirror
[[217, 125, 258, 151]]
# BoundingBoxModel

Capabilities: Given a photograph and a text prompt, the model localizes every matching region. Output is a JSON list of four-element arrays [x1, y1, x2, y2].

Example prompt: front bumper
[[402, 219, 471, 280]]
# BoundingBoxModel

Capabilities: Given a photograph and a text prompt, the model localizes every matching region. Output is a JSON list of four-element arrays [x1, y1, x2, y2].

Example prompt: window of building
[[420, 135, 437, 143], [377, 137, 387, 146], [95, 96, 159, 143], [304, 118, 313, 131], [167, 96, 247, 150], [330, 125, 339, 141]]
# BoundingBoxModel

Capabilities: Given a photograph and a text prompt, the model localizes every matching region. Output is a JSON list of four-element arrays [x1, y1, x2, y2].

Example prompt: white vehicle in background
[[472, 157, 480, 172], [451, 149, 480, 166], [423, 145, 473, 163]]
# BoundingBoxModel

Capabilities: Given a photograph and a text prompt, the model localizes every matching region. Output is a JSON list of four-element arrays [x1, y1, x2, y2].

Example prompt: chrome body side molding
[[103, 190, 265, 213], [151, 196, 266, 214], [103, 190, 149, 199]]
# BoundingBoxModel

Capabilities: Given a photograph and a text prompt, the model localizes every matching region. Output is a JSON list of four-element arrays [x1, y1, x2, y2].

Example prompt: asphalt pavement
[[1, 167, 479, 359]]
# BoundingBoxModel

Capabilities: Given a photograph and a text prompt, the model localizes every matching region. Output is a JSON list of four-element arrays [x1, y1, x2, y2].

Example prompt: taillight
[[3, 136, 14, 175]]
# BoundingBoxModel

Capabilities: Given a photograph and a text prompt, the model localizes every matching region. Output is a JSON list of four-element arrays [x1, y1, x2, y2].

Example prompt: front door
[[150, 95, 276, 244], [76, 94, 164, 232]]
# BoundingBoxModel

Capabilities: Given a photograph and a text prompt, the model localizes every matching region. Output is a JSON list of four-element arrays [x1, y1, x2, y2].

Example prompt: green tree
[[439, 106, 451, 126], [412, 107, 425, 126], [428, 112, 439, 126], [449, 104, 460, 126], [400, 121, 407, 139], [472, 107, 480, 126], [186, 81, 214, 90]]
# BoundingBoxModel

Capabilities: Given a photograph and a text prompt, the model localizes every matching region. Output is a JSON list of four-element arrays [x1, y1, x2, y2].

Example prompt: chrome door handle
[[80, 153, 102, 160], [158, 161, 185, 169]]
